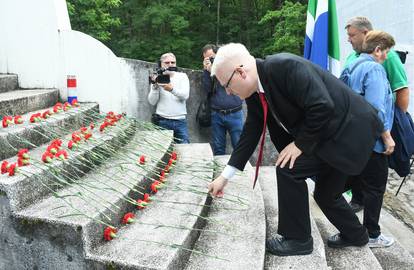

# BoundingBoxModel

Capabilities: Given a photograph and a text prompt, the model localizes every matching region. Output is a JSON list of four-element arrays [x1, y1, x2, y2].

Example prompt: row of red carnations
[[2, 99, 79, 128], [103, 151, 178, 241]]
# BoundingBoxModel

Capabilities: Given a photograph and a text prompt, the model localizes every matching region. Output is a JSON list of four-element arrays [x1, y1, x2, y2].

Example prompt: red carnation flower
[[2, 116, 13, 127], [136, 199, 148, 210], [1, 161, 9, 174], [160, 170, 165, 177], [68, 140, 76, 150], [122, 212, 135, 224], [8, 163, 18, 176], [14, 115, 23, 124], [89, 123, 94, 130], [167, 159, 173, 167], [70, 99, 79, 107], [29, 113, 41, 123], [99, 122, 108, 132], [72, 132, 82, 143], [46, 145, 59, 154], [17, 157, 30, 167], [55, 150, 68, 160], [159, 175, 165, 183], [53, 103, 63, 113], [103, 227, 117, 241], [42, 110, 52, 119], [150, 181, 162, 193], [80, 126, 88, 133], [171, 151, 177, 160], [143, 193, 151, 202], [84, 133, 92, 140], [164, 165, 170, 173], [139, 155, 145, 165], [17, 149, 29, 159], [42, 152, 54, 163], [63, 102, 71, 111], [51, 139, 63, 147]]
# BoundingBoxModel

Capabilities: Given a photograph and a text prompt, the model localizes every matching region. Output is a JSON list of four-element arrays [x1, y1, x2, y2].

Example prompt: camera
[[209, 57, 214, 64], [149, 66, 178, 84]]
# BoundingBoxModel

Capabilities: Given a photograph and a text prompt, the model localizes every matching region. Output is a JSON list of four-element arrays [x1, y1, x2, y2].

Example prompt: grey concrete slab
[[308, 191, 382, 270], [0, 89, 59, 117], [2, 130, 174, 270], [87, 143, 213, 270], [0, 102, 99, 160], [259, 166, 329, 270], [185, 155, 266, 270], [0, 74, 18, 93]]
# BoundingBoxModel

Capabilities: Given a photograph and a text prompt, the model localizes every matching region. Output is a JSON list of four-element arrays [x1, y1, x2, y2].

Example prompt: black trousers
[[346, 152, 388, 238], [276, 154, 367, 242]]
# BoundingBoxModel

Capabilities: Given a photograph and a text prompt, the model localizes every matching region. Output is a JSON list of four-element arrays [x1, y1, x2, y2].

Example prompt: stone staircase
[[1, 74, 414, 270]]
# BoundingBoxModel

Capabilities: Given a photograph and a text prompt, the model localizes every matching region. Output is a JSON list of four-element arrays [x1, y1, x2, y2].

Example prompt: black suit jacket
[[228, 53, 383, 176]]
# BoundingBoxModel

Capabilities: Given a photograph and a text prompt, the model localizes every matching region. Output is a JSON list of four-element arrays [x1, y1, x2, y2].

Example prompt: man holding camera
[[202, 44, 244, 155], [148, 52, 190, 144]]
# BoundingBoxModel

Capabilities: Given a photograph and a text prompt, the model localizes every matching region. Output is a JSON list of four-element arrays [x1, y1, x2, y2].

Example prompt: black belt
[[212, 105, 242, 115]]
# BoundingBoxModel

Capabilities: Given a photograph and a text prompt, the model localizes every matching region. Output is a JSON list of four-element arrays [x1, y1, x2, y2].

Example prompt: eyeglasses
[[163, 61, 176, 65], [224, 65, 243, 88]]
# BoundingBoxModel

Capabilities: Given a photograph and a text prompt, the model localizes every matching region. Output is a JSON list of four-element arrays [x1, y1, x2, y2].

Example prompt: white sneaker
[[368, 234, 395, 248]]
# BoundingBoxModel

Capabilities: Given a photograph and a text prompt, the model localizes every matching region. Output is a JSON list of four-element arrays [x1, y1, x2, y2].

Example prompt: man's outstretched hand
[[208, 175, 228, 197], [275, 142, 302, 169]]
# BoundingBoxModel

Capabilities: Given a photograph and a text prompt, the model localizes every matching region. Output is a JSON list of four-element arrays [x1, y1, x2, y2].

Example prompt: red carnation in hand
[[17, 157, 30, 167], [1, 161, 10, 174], [8, 163, 18, 176], [139, 155, 145, 165], [42, 152, 54, 163], [14, 115, 23, 124], [103, 227, 117, 241], [2, 116, 13, 127], [122, 212, 136, 224], [17, 149, 29, 159], [136, 199, 148, 210], [55, 150, 68, 160]]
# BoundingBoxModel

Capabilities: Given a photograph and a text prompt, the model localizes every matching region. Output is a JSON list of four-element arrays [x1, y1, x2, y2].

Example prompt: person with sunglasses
[[207, 43, 383, 256], [148, 52, 190, 143], [202, 44, 244, 155]]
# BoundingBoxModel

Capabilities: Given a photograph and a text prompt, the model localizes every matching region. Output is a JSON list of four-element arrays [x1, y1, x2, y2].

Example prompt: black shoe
[[266, 235, 313, 256], [327, 233, 368, 248], [349, 201, 364, 213]]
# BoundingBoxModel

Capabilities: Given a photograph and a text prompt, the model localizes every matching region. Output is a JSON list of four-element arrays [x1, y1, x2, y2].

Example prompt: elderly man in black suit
[[208, 43, 383, 256]]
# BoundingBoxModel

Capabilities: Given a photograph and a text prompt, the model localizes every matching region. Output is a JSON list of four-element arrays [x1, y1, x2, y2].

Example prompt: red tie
[[253, 92, 268, 189]]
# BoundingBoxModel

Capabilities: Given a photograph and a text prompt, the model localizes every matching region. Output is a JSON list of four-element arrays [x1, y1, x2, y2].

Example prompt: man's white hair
[[160, 52, 176, 61], [211, 43, 251, 76]]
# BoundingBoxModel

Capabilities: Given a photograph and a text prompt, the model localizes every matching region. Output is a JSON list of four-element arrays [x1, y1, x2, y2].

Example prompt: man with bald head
[[208, 43, 383, 256]]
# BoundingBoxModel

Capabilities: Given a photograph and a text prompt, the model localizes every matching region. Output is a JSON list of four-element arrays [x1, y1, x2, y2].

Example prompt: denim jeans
[[211, 110, 243, 155], [157, 117, 190, 144]]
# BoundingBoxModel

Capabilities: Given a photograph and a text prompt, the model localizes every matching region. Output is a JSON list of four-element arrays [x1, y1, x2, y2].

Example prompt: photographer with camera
[[202, 44, 244, 155], [148, 52, 190, 144]]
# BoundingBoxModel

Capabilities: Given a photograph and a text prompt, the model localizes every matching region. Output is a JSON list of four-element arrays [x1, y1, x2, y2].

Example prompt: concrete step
[[0, 118, 136, 212], [0, 74, 18, 93], [185, 156, 266, 270], [0, 102, 99, 160], [89, 143, 213, 269], [354, 210, 414, 270], [258, 166, 328, 270], [0, 89, 59, 118], [4, 129, 174, 269], [307, 181, 383, 270]]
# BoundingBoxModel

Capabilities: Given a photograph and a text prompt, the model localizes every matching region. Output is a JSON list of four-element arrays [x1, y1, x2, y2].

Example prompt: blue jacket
[[202, 70, 242, 110], [389, 106, 414, 177]]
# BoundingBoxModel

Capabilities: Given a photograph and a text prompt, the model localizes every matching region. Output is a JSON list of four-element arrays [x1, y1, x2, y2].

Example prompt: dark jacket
[[389, 106, 414, 177], [228, 53, 383, 175], [202, 70, 242, 110]]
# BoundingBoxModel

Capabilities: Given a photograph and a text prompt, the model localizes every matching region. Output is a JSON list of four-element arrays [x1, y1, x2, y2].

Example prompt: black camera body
[[149, 66, 178, 84], [209, 57, 214, 64]]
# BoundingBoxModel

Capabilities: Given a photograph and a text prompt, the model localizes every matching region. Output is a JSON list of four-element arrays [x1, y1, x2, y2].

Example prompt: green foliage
[[67, 0, 122, 42], [67, 0, 308, 69], [259, 1, 307, 56]]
